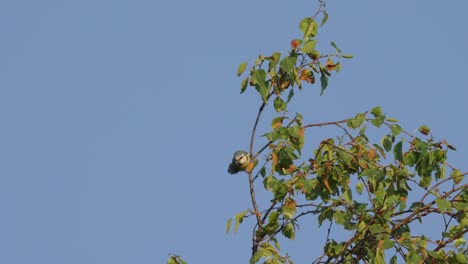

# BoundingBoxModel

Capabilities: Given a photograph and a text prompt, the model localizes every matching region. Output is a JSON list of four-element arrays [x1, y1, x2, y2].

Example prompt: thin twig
[[304, 118, 350, 129], [391, 184, 467, 232], [248, 92, 274, 254], [433, 227, 468, 251]]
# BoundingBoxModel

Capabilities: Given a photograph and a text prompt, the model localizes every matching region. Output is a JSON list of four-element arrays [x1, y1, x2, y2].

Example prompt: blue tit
[[228, 150, 251, 174]]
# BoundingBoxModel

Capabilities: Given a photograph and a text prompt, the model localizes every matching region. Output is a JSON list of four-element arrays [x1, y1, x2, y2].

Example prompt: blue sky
[[1, 0, 467, 263]]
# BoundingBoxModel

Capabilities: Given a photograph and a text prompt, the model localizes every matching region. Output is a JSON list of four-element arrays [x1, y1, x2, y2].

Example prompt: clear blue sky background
[[1, 0, 467, 263]]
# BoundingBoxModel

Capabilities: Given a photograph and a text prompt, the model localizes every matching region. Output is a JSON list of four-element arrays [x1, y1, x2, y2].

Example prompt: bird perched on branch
[[228, 150, 251, 174]]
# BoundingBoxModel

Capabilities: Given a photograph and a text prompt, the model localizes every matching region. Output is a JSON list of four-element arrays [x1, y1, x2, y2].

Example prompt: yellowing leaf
[[418, 125, 431, 135], [299, 69, 315, 83], [272, 152, 278, 170], [285, 198, 296, 209], [234, 210, 248, 233], [323, 177, 332, 192], [341, 54, 354, 59], [237, 62, 248, 76], [225, 218, 233, 234], [325, 58, 336, 71], [272, 119, 283, 130]]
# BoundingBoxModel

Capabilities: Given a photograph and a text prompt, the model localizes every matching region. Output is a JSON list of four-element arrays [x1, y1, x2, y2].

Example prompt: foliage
[[167, 254, 187, 264], [225, 1, 467, 263], [169, 1, 467, 263]]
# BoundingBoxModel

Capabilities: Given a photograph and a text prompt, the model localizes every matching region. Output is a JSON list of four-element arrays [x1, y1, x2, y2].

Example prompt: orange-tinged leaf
[[285, 198, 297, 209], [378, 240, 384, 250], [272, 152, 278, 169], [245, 161, 255, 173], [299, 69, 315, 83], [290, 39, 302, 50], [285, 164, 296, 174], [272, 120, 283, 130], [367, 148, 377, 160]]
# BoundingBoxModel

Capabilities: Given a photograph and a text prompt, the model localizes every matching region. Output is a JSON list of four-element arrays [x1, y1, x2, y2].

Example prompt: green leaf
[[226, 218, 233, 234], [382, 135, 393, 152], [286, 89, 294, 103], [263, 175, 277, 190], [301, 39, 317, 54], [341, 54, 354, 59], [264, 211, 280, 234], [240, 77, 248, 93], [268, 52, 281, 70], [320, 73, 328, 95], [237, 62, 248, 76], [369, 224, 383, 234], [419, 174, 432, 189], [282, 223, 295, 239], [375, 183, 385, 202], [406, 251, 423, 263], [393, 141, 403, 162], [435, 198, 451, 213], [288, 125, 304, 152], [451, 169, 463, 184], [404, 151, 417, 166], [272, 238, 281, 250], [370, 106, 383, 117], [370, 107, 385, 127], [331, 41, 342, 53], [300, 18, 318, 38], [371, 116, 385, 127], [386, 117, 399, 122], [333, 210, 345, 225], [280, 56, 297, 73], [343, 188, 353, 204], [391, 124, 402, 136], [252, 69, 269, 102], [320, 11, 328, 26], [282, 198, 297, 219], [373, 248, 385, 264], [273, 180, 289, 198], [347, 113, 366, 129], [167, 256, 187, 264], [454, 253, 468, 264], [356, 182, 363, 194], [383, 239, 394, 249], [454, 238, 466, 248], [337, 151, 354, 171], [273, 96, 287, 112], [299, 17, 312, 34]]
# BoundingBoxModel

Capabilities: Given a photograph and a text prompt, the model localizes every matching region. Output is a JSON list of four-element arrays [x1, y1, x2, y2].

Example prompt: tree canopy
[[169, 1, 467, 263]]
